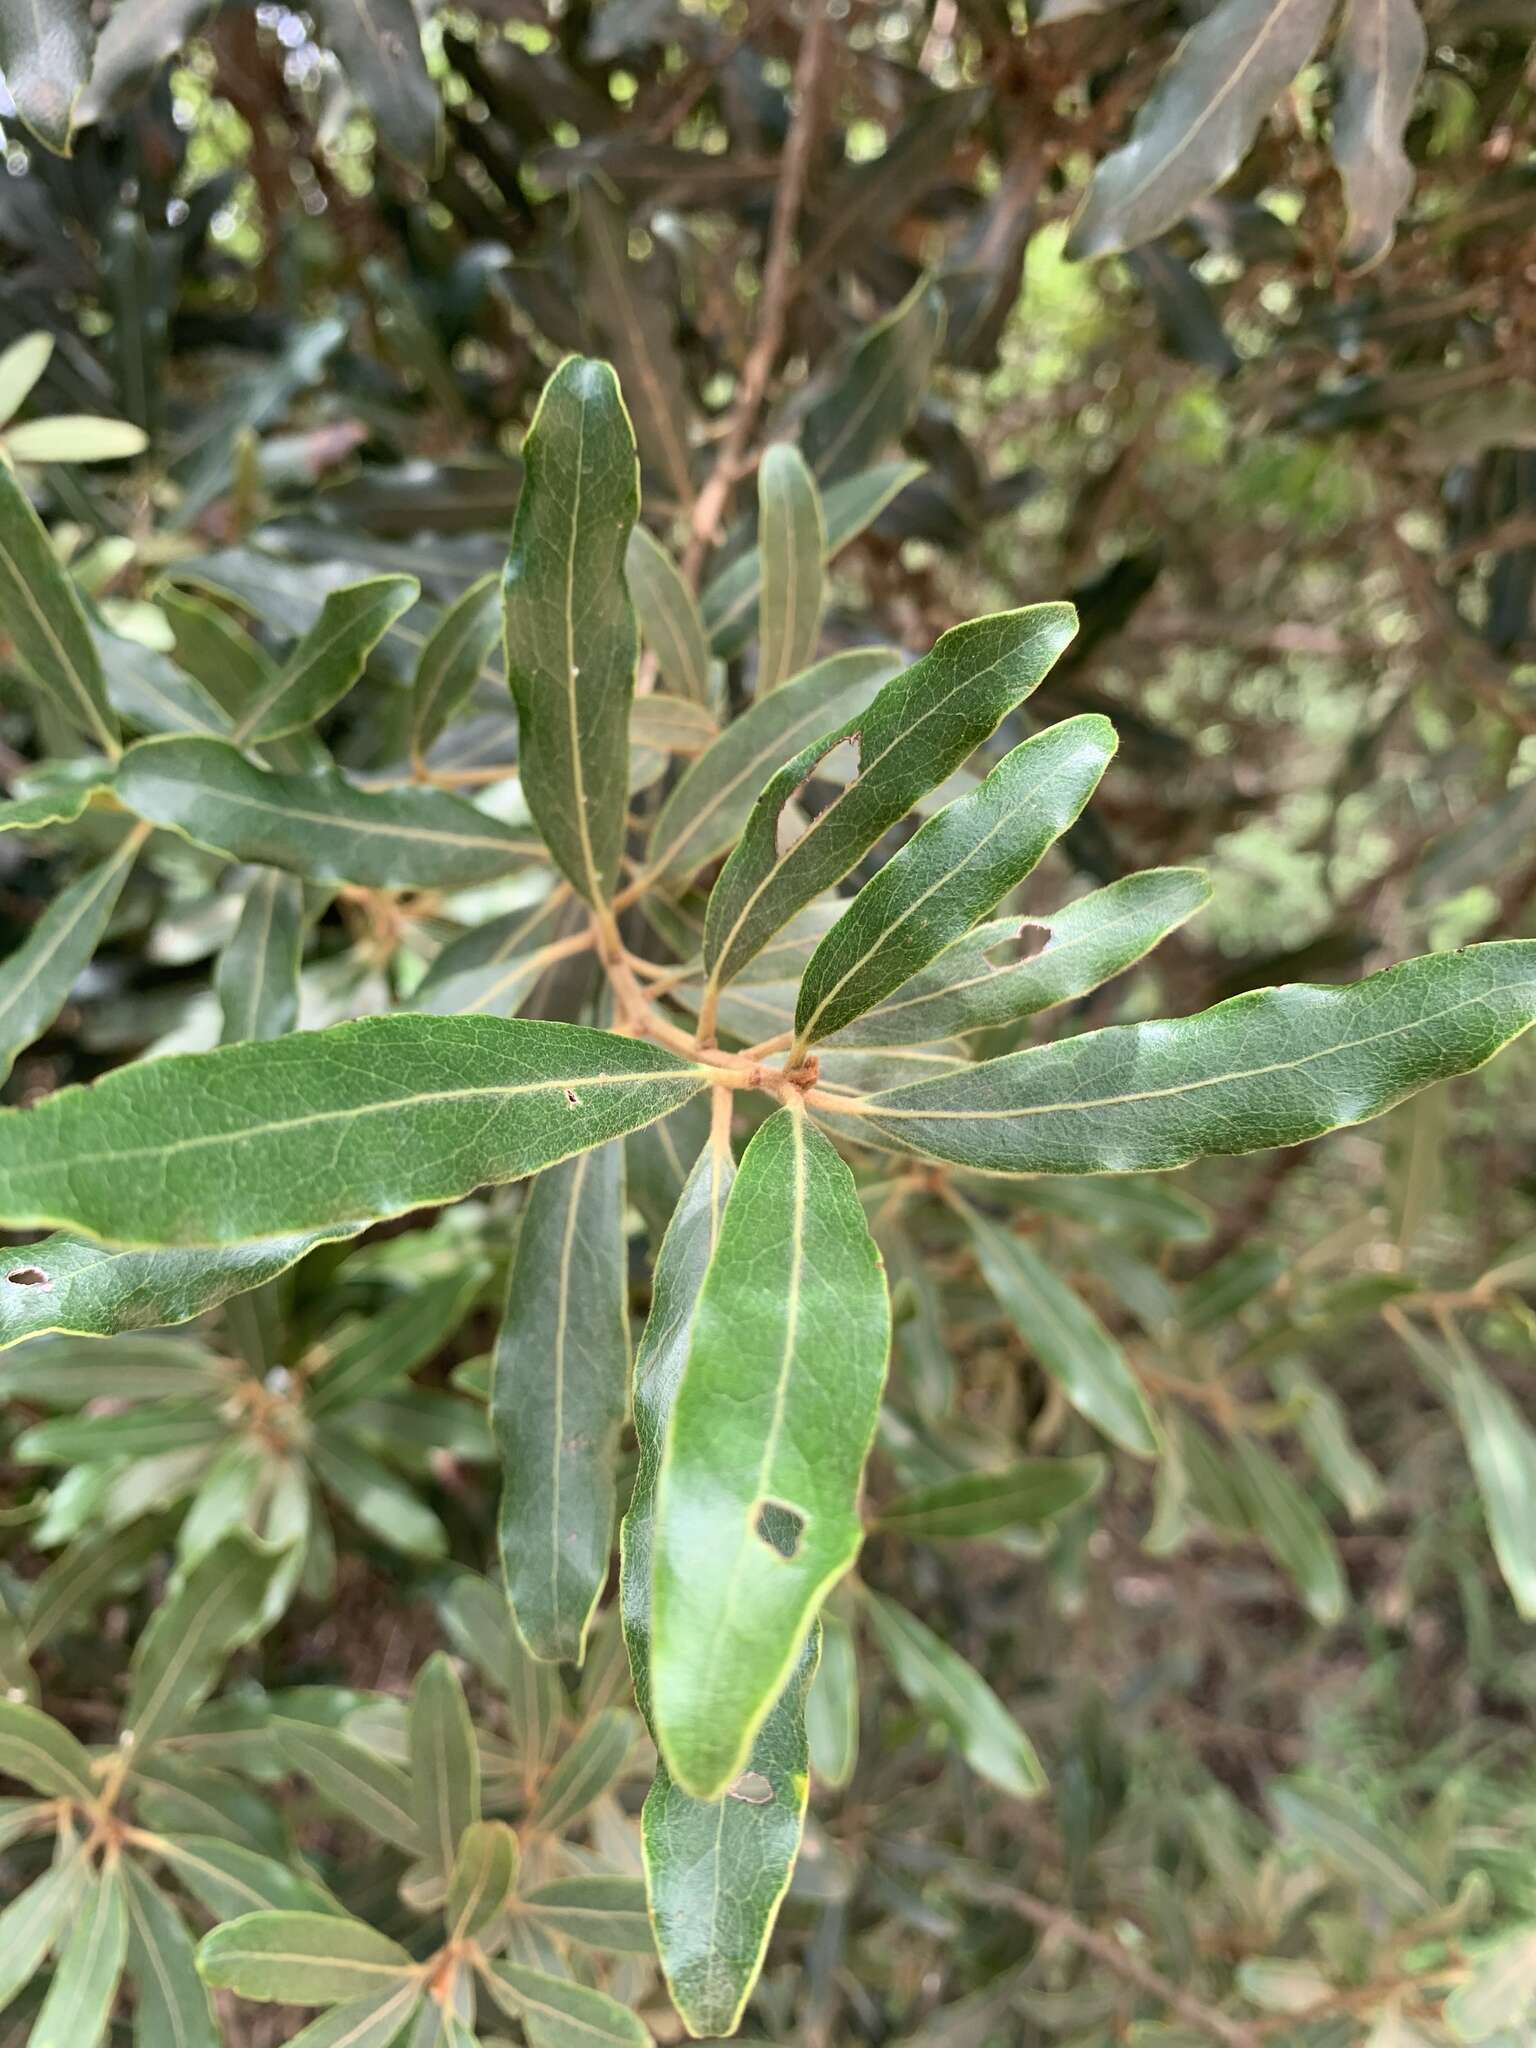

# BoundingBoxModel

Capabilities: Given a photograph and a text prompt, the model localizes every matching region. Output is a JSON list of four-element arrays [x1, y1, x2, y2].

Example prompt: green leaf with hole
[[503, 357, 640, 907], [652, 1107, 889, 1799], [864, 1591, 1045, 1799], [0, 1014, 709, 1247], [0, 456, 118, 752], [411, 1652, 480, 1880], [756, 444, 824, 693], [197, 1911, 417, 2005], [495, 1143, 629, 1664], [703, 605, 1076, 994], [232, 575, 418, 743]]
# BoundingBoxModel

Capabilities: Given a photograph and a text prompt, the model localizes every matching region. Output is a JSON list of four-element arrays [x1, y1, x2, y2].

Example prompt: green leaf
[[311, 1429, 448, 1560], [0, 834, 138, 1085], [286, 1985, 428, 2048], [17, 1401, 227, 1464], [0, 456, 118, 753], [0, 779, 102, 833], [801, 280, 945, 483], [1067, 0, 1335, 259], [1229, 1434, 1346, 1624], [529, 1706, 637, 1832], [447, 1821, 520, 1941], [123, 1530, 289, 1751], [412, 575, 502, 762], [1444, 1926, 1536, 2043], [503, 356, 640, 908], [76, 0, 216, 125], [198, 1911, 417, 2005], [495, 1144, 629, 1664], [702, 605, 1077, 995], [1331, 0, 1426, 273], [5, 415, 146, 463], [756, 445, 825, 694], [625, 528, 710, 705], [523, 1877, 652, 1955], [646, 647, 901, 886], [159, 584, 272, 725], [122, 1862, 220, 2048], [30, 1863, 128, 2048], [0, 1229, 350, 1349], [794, 715, 1115, 1054], [309, 1270, 483, 1419], [0, 332, 53, 427], [216, 869, 304, 1045], [434, 1573, 563, 1772], [845, 867, 1211, 1046], [818, 943, 1536, 1174], [481, 1962, 651, 2048], [0, 1697, 97, 1800], [411, 1653, 480, 1880], [115, 738, 533, 890], [652, 1106, 890, 1799], [0, 0, 93, 151], [1271, 1359, 1385, 1522], [0, 1014, 709, 1247], [415, 894, 574, 1019], [876, 1456, 1107, 1539], [957, 1199, 1159, 1457], [1449, 1351, 1536, 1620], [0, 1855, 87, 2017], [805, 1607, 860, 1790], [702, 459, 924, 659], [307, 0, 440, 166], [864, 1591, 1045, 1799], [1268, 1781, 1434, 1918], [232, 576, 418, 744], [272, 1719, 422, 1854]]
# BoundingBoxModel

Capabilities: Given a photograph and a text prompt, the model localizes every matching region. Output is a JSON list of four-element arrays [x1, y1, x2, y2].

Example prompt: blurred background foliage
[[1, 0, 1535, 2042]]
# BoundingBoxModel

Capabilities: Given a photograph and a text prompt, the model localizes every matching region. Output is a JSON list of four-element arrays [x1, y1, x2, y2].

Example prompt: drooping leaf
[[652, 1107, 890, 1800], [272, 1721, 423, 1855], [495, 1143, 629, 1664], [0, 1014, 709, 1247], [1229, 1433, 1347, 1623], [625, 527, 711, 705], [1067, 0, 1336, 260], [702, 605, 1077, 995], [115, 738, 534, 890], [864, 1591, 1045, 1799], [411, 574, 502, 762], [447, 1822, 520, 1941], [576, 181, 694, 506], [646, 647, 901, 886], [481, 1961, 651, 2048], [801, 281, 946, 483], [756, 445, 825, 694], [30, 1864, 129, 2048], [816, 943, 1536, 1175], [1331, 0, 1427, 272], [122, 1861, 220, 2048], [876, 1456, 1107, 1539], [410, 1653, 481, 1880], [1449, 1349, 1536, 1620], [308, 0, 441, 167], [216, 869, 305, 1045], [0, 1697, 97, 1800], [503, 356, 640, 907], [0, 833, 138, 1085], [197, 1911, 418, 2005], [123, 1532, 293, 1752], [232, 576, 419, 744], [0, 456, 118, 752], [523, 1877, 652, 1955], [794, 715, 1116, 1053], [0, 0, 93, 151], [529, 1707, 638, 1832]]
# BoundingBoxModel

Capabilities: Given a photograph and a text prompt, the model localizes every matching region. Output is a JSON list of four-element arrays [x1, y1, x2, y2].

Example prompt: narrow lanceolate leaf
[[576, 181, 694, 507], [647, 648, 901, 885], [503, 356, 640, 907], [116, 738, 532, 891], [414, 893, 576, 1021], [0, 835, 137, 1084], [0, 1229, 353, 1350], [233, 575, 418, 743], [806, 1607, 859, 1789], [756, 445, 824, 694], [1067, 0, 1335, 260], [652, 1108, 890, 1800], [620, 1136, 816, 2036], [795, 715, 1115, 1054], [846, 866, 1211, 1047], [523, 1877, 651, 1955], [448, 1822, 519, 1941], [818, 943, 1536, 1176], [0, 1015, 708, 1248], [1332, 0, 1427, 273], [876, 1456, 1107, 1540], [0, 1855, 86, 2014], [123, 1531, 292, 1751], [1229, 1433, 1347, 1623], [0, 0, 93, 151], [283, 1985, 427, 2048], [0, 1697, 97, 1800], [801, 281, 946, 483], [31, 1864, 129, 2048], [157, 1844, 337, 1926], [308, 1269, 483, 1418], [272, 1720, 422, 1854], [412, 574, 501, 761], [411, 1653, 480, 1880], [123, 1861, 220, 2048], [625, 527, 710, 705], [864, 1591, 1045, 1800], [1269, 1781, 1434, 1918], [957, 1201, 1159, 1458], [216, 869, 304, 1045], [197, 1911, 417, 2005], [482, 1962, 651, 2048], [496, 1144, 628, 1664], [529, 1707, 637, 1832], [307, 0, 440, 167], [1449, 1351, 1536, 1620], [0, 457, 118, 752], [702, 606, 1077, 995]]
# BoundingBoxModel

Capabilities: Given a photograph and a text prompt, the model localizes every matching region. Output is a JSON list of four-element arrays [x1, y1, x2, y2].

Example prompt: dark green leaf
[[523, 1877, 652, 1955], [876, 1456, 1107, 1539], [801, 281, 945, 483], [308, 0, 440, 166], [285, 1986, 428, 2048], [414, 894, 574, 1019], [216, 870, 305, 1045], [865, 1591, 1045, 1799], [0, 1855, 87, 2016], [1331, 0, 1426, 272], [122, 1862, 219, 2048], [233, 576, 418, 744], [0, 834, 138, 1085], [805, 1607, 859, 1790], [1229, 1434, 1346, 1623], [123, 1531, 290, 1751], [530, 1707, 637, 1831], [311, 1429, 448, 1560], [77, 0, 217, 125], [1449, 1350, 1536, 1620], [625, 528, 710, 705], [0, 457, 118, 752], [447, 1822, 520, 1941], [756, 445, 824, 694], [575, 183, 694, 506], [481, 1961, 651, 2048], [412, 575, 502, 762], [271, 1721, 422, 1855]]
